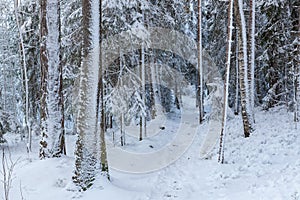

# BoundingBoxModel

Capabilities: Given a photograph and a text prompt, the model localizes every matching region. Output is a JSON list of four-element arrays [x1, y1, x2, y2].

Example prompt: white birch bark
[[218, 0, 234, 163], [249, 0, 256, 121], [235, 0, 253, 137], [240, 0, 254, 128]]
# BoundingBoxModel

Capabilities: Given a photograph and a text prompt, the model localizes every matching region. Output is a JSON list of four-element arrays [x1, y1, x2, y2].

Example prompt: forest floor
[[0, 99, 300, 200]]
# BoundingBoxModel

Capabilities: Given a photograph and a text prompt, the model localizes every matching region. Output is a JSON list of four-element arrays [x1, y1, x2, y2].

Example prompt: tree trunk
[[39, 0, 48, 158], [39, 0, 65, 158], [99, 0, 109, 179], [73, 0, 104, 190], [149, 52, 156, 119], [234, 28, 240, 115], [218, 0, 234, 163], [294, 5, 300, 123], [174, 75, 180, 110], [139, 48, 146, 140], [197, 0, 204, 124], [119, 49, 125, 146], [234, 0, 253, 137], [47, 0, 65, 157], [248, 0, 256, 121], [139, 4, 146, 140], [14, 0, 31, 152]]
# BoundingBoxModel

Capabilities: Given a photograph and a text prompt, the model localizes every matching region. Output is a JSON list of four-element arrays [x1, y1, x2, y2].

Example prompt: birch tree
[[218, 0, 234, 163], [234, 0, 253, 137], [248, 0, 256, 119]]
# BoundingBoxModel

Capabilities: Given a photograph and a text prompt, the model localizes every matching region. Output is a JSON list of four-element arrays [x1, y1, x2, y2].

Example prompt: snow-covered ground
[[1, 102, 300, 200]]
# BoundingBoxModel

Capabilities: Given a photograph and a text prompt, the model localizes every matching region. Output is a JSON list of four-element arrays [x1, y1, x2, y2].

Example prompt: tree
[[197, 0, 204, 124], [16, 0, 41, 137], [234, 0, 253, 137], [40, 0, 48, 157], [14, 0, 31, 151], [203, 0, 227, 73], [248, 0, 256, 120], [73, 0, 109, 190], [99, 0, 109, 178], [256, 1, 297, 110], [61, 0, 82, 133], [234, 28, 240, 115], [297, 4, 300, 122], [218, 0, 234, 163], [138, 1, 146, 140], [39, 0, 66, 158], [0, 0, 23, 140], [293, 3, 300, 123]]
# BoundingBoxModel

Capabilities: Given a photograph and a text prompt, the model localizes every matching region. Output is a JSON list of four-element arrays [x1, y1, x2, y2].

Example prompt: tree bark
[[218, 0, 234, 163], [234, 0, 253, 137], [99, 0, 109, 179], [39, 0, 48, 158], [248, 0, 256, 121], [39, 0, 65, 158], [234, 28, 240, 115], [294, 5, 300, 123], [197, 0, 204, 124], [73, 0, 107, 190]]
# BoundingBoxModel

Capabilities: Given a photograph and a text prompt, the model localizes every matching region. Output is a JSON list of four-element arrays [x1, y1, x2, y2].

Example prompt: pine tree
[[61, 0, 82, 131], [256, 1, 297, 110]]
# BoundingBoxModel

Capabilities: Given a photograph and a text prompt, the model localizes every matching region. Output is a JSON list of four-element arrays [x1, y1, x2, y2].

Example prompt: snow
[[1, 102, 300, 200]]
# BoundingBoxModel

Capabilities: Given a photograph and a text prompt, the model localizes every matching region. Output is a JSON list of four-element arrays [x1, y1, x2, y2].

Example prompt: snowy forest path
[[144, 114, 213, 200], [107, 95, 201, 173], [106, 95, 211, 200], [126, 97, 213, 200]]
